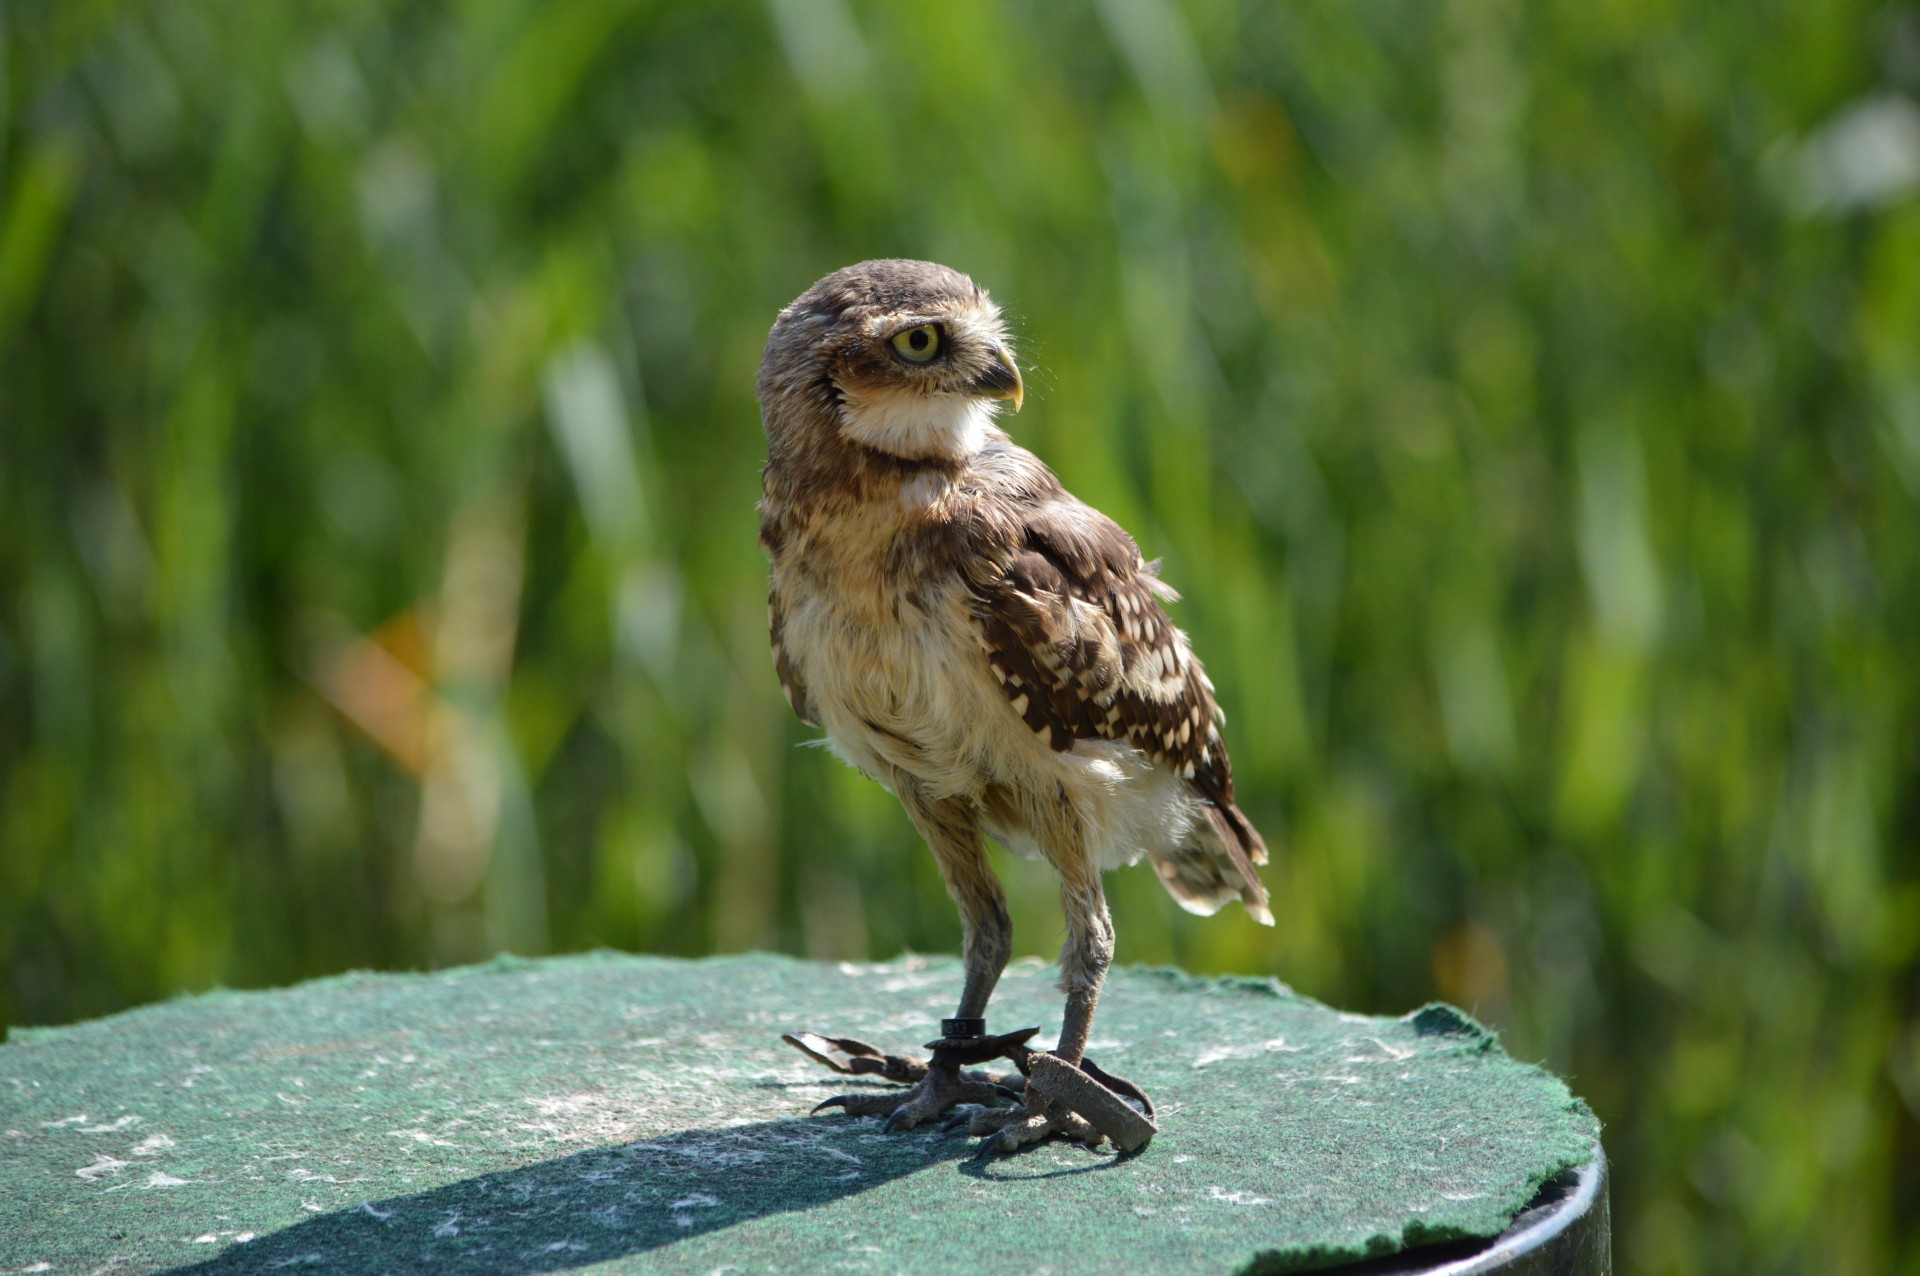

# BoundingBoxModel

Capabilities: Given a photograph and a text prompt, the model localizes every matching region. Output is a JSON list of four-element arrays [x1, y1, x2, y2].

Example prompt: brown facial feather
[[757, 259, 1015, 471]]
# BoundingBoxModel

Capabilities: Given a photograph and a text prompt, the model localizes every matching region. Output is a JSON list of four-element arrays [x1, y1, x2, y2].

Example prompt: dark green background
[[3, 2, 1916, 1273]]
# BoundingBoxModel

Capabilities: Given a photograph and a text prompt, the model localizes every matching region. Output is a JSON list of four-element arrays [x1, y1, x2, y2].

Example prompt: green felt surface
[[0, 954, 1599, 1274]]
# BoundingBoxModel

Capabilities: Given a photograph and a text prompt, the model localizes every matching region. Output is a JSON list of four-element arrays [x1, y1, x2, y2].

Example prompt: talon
[[785, 1031, 876, 1074], [785, 1031, 926, 1083], [940, 1112, 973, 1133], [786, 1028, 1021, 1132], [1079, 1057, 1155, 1118]]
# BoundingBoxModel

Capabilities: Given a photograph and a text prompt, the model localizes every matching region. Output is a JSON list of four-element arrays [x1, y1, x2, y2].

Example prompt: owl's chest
[[783, 558, 979, 723], [776, 529, 1010, 783]]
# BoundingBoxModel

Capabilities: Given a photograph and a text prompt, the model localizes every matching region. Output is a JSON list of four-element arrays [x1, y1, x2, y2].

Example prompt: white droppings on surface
[[1346, 1036, 1416, 1063], [76, 1155, 128, 1181], [194, 1233, 218, 1244], [833, 954, 930, 978], [669, 1192, 720, 1228], [1192, 1038, 1306, 1068], [501, 1090, 662, 1146], [41, 1114, 89, 1128], [545, 1239, 587, 1253], [270, 1251, 325, 1268], [131, 1133, 176, 1156], [869, 971, 952, 995], [1440, 1191, 1487, 1202], [144, 1172, 197, 1187], [527, 1093, 600, 1117], [235, 1232, 255, 1242], [1206, 1186, 1272, 1206], [78, 1115, 141, 1133], [627, 1135, 768, 1170]]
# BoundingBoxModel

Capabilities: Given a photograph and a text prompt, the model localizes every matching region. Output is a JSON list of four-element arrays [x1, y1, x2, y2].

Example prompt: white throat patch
[[837, 389, 992, 461]]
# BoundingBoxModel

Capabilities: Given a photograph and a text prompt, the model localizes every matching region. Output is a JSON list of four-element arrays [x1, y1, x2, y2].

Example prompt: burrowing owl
[[759, 260, 1269, 1151]]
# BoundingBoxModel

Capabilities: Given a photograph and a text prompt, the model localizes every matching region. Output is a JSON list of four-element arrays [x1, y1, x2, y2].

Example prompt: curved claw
[[784, 1031, 926, 1084], [810, 1095, 853, 1115], [880, 1106, 913, 1134], [1080, 1057, 1155, 1118], [939, 1112, 973, 1134], [994, 1084, 1024, 1104]]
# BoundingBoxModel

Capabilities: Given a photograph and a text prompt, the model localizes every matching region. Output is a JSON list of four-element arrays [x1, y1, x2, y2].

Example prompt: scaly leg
[[794, 778, 1022, 1130], [967, 868, 1118, 1152]]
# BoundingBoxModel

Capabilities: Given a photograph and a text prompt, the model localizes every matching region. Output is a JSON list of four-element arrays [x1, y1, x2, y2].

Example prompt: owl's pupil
[[910, 330, 928, 350]]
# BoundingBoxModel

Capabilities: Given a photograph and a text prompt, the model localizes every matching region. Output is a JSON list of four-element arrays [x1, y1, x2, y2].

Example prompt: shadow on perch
[[160, 1108, 1125, 1275]]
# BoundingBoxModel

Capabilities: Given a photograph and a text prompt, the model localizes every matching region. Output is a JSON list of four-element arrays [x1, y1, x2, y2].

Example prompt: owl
[[759, 260, 1269, 1151]]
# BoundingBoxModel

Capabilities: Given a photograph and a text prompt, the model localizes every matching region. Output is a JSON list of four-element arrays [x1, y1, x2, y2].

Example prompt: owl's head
[[758, 260, 1023, 463]]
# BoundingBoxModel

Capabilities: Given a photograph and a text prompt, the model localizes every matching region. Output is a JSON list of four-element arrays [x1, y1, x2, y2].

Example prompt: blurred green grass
[[3, 1, 1918, 1271]]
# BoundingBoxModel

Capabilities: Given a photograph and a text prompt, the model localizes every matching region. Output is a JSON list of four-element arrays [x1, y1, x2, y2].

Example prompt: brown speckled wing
[[963, 498, 1264, 869]]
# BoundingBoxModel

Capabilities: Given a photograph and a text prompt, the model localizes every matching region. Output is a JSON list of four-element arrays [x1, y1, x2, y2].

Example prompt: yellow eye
[[889, 324, 941, 363]]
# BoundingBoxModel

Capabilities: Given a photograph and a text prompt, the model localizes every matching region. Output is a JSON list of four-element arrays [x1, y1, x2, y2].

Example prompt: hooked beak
[[972, 343, 1024, 413]]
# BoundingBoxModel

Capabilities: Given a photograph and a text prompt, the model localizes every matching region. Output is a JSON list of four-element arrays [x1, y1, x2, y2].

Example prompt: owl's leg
[[1049, 878, 1115, 1066], [960, 836, 1136, 1151], [794, 783, 1024, 1130], [963, 869, 1114, 1150]]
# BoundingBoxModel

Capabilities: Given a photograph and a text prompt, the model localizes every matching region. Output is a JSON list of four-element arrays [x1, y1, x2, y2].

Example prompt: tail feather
[[1149, 799, 1273, 926]]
